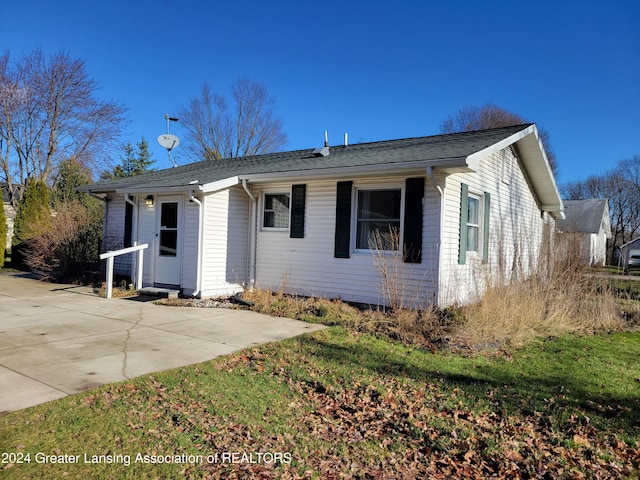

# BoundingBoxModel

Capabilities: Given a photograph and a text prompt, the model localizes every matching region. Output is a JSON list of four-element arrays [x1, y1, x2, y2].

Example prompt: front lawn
[[1, 328, 638, 479]]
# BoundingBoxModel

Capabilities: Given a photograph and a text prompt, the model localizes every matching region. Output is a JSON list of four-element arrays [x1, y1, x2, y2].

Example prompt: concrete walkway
[[0, 273, 323, 413]]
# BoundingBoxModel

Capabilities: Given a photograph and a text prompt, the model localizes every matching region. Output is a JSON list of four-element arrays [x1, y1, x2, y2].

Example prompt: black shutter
[[334, 181, 353, 258], [403, 177, 424, 263], [124, 202, 133, 248], [290, 184, 306, 238]]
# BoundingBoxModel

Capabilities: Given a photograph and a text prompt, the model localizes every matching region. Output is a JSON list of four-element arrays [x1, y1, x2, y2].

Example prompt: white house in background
[[557, 199, 611, 266], [80, 124, 564, 307], [618, 237, 640, 272]]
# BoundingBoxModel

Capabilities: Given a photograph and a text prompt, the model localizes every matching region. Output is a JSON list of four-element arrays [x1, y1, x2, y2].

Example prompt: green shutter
[[458, 183, 469, 265], [290, 184, 306, 238], [334, 181, 353, 258], [403, 177, 424, 263], [483, 192, 490, 262]]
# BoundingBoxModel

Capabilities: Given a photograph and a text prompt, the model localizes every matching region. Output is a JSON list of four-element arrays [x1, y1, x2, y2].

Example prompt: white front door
[[155, 197, 182, 286]]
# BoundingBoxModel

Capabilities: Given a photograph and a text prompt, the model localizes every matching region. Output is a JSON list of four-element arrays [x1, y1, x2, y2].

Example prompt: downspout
[[189, 191, 204, 297], [426, 166, 445, 306], [124, 194, 138, 284], [241, 179, 257, 290]]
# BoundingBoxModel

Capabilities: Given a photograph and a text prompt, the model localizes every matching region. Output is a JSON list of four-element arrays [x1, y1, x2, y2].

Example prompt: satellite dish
[[157, 133, 180, 151]]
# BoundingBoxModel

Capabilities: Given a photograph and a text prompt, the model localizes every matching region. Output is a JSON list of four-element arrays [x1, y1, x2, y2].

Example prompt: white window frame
[[261, 190, 291, 231], [352, 184, 405, 253], [466, 192, 483, 256]]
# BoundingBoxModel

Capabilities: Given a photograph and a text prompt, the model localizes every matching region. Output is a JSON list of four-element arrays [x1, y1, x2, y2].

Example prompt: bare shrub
[[24, 200, 101, 280], [367, 227, 431, 310]]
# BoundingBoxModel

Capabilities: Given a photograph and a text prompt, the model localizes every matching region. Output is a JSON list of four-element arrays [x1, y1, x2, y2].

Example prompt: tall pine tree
[[101, 137, 155, 180]]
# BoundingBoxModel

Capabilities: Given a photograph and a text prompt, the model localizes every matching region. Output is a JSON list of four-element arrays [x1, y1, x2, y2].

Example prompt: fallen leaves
[[17, 336, 637, 479], [183, 347, 640, 479]]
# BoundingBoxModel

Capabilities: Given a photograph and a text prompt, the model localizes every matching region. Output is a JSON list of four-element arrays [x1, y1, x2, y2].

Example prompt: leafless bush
[[24, 200, 102, 280], [368, 228, 408, 309]]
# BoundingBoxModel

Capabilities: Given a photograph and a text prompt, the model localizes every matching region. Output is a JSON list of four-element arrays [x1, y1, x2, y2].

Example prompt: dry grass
[[453, 277, 623, 348], [453, 240, 625, 348], [241, 288, 450, 348], [242, 232, 629, 351]]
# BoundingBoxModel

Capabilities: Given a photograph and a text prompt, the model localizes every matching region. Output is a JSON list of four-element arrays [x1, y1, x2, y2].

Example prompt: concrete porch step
[[138, 287, 179, 299]]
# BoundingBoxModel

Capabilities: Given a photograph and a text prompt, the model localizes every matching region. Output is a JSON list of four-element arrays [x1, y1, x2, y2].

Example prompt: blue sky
[[2, 0, 639, 185]]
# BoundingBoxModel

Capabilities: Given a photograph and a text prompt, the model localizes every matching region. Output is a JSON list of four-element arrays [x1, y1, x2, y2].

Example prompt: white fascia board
[[423, 157, 475, 173], [201, 176, 240, 193], [238, 159, 465, 183], [465, 124, 536, 170], [79, 182, 141, 194], [467, 124, 565, 218], [116, 184, 204, 194], [541, 204, 566, 218]]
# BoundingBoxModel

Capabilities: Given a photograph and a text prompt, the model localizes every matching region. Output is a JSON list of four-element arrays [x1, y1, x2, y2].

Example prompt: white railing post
[[105, 257, 114, 299], [136, 248, 144, 290], [99, 244, 149, 299]]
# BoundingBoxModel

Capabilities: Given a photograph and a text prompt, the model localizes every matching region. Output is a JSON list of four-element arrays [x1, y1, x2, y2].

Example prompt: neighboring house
[[618, 237, 640, 273], [556, 199, 611, 266], [79, 124, 564, 307]]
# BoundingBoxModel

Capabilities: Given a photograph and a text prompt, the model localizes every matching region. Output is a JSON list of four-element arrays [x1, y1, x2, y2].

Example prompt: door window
[[159, 202, 178, 257]]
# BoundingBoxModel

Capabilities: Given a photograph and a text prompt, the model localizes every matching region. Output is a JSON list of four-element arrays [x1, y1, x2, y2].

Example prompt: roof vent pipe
[[312, 130, 330, 156]]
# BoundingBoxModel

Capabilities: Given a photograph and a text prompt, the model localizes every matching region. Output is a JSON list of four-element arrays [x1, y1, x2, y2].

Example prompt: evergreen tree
[[12, 179, 51, 268], [101, 137, 155, 181], [54, 158, 93, 205]]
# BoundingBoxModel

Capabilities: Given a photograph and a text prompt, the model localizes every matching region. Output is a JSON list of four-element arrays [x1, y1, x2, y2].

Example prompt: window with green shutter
[[459, 183, 490, 264]]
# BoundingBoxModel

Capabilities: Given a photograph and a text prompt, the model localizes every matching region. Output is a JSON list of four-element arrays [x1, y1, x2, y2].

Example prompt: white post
[[105, 256, 114, 299], [136, 248, 144, 290], [99, 244, 149, 299]]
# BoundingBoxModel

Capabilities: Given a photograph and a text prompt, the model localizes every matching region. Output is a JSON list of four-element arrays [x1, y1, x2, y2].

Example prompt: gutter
[[241, 179, 257, 290], [189, 191, 204, 297]]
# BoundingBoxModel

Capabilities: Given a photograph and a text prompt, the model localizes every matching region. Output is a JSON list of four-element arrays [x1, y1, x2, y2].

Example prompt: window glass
[[160, 202, 178, 228], [263, 193, 290, 228], [159, 231, 177, 257], [356, 189, 401, 250], [467, 196, 480, 252]]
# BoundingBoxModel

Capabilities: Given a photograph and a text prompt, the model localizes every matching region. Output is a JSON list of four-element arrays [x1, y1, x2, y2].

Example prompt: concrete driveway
[[0, 273, 323, 413]]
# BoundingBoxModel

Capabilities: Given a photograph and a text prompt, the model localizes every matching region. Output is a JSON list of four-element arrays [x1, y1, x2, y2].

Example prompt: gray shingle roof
[[83, 124, 533, 192], [557, 199, 609, 233]]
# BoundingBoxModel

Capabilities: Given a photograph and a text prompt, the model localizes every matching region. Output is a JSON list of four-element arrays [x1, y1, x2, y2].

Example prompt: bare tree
[[0, 49, 127, 206], [179, 78, 287, 161], [440, 103, 558, 177]]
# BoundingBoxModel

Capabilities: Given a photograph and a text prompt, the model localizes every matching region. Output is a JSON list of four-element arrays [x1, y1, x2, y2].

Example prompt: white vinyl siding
[[254, 176, 439, 308], [199, 186, 249, 297], [103, 196, 130, 276], [439, 146, 554, 306], [180, 200, 200, 293]]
